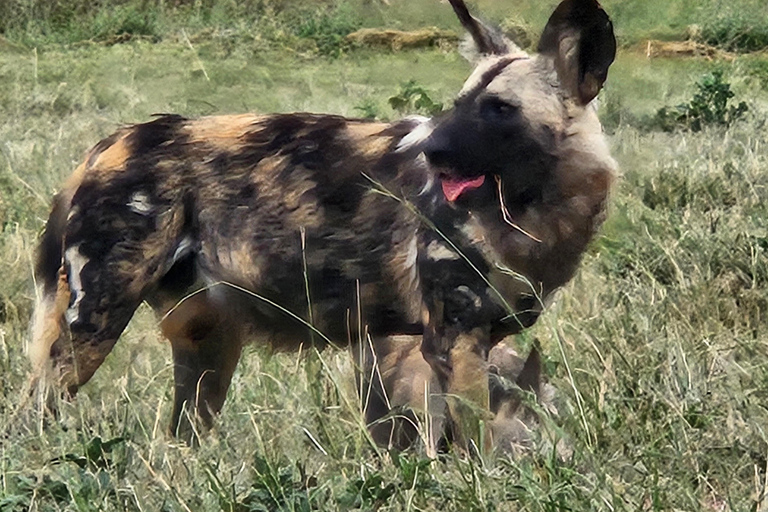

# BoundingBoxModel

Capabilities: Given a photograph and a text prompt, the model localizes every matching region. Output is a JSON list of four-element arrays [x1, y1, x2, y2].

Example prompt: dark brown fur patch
[[35, 193, 68, 296]]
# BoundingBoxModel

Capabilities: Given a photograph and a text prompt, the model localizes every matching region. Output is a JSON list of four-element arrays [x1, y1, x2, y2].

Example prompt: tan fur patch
[[487, 57, 566, 139], [447, 330, 491, 408], [185, 114, 264, 151], [89, 135, 132, 172], [213, 239, 266, 284], [58, 162, 88, 207], [346, 122, 393, 158], [386, 233, 421, 324], [161, 292, 218, 351], [346, 121, 390, 139], [446, 329, 493, 452], [371, 334, 445, 454], [28, 271, 71, 375]]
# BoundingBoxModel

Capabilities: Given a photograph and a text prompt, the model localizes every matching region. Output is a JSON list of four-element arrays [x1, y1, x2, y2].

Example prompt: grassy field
[[2, 0, 768, 510]]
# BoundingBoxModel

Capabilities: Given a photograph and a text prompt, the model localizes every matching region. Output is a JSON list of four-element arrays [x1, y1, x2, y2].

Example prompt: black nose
[[424, 147, 453, 167], [423, 129, 455, 168]]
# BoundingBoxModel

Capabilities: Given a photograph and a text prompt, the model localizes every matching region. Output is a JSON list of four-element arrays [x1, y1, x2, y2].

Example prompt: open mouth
[[440, 174, 486, 202]]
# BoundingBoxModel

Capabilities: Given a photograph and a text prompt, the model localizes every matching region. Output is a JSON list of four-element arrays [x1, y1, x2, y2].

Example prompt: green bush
[[0, 0, 342, 47], [0, 0, 162, 43], [388, 79, 443, 116], [90, 4, 159, 41], [653, 70, 747, 132], [740, 56, 768, 91]]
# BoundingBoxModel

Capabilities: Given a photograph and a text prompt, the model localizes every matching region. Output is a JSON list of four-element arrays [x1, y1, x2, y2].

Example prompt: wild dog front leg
[[422, 321, 493, 456], [417, 235, 498, 454], [361, 335, 446, 455]]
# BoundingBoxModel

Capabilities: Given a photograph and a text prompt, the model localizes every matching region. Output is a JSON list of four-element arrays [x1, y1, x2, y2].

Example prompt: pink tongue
[[441, 175, 486, 202]]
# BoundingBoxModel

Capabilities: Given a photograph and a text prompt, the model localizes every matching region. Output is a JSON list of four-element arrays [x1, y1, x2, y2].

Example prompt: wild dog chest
[[413, 198, 542, 362]]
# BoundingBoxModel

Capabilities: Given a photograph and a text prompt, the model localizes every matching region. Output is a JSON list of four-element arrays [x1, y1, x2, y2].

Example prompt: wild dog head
[[427, 0, 615, 200], [423, 0, 617, 297]]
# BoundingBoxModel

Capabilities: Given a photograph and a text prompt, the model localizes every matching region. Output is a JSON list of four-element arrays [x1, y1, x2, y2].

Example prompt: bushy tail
[[29, 192, 72, 377], [35, 194, 67, 296]]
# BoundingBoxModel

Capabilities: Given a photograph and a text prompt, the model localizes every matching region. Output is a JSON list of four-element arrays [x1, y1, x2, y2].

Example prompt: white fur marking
[[401, 235, 423, 323], [67, 206, 79, 222], [396, 116, 434, 153], [406, 236, 418, 284], [426, 240, 459, 261], [418, 174, 435, 196], [64, 245, 88, 325], [414, 154, 436, 196], [128, 191, 153, 214], [456, 285, 482, 309], [172, 236, 194, 263]]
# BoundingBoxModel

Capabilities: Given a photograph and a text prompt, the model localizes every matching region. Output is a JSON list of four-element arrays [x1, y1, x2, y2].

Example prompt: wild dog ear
[[448, 0, 514, 60], [537, 0, 616, 105], [515, 344, 541, 397]]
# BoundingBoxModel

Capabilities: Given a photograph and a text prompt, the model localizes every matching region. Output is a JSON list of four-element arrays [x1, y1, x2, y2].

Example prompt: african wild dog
[[29, 0, 616, 452]]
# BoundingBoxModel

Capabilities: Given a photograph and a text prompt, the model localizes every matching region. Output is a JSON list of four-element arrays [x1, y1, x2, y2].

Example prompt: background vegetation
[[1, 0, 768, 510], [2, 0, 768, 51]]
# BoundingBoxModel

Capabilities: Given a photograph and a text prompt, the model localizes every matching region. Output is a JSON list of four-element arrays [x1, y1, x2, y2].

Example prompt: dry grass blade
[[494, 174, 542, 243]]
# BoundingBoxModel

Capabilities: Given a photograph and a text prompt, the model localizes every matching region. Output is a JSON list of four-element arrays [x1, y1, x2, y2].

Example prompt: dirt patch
[[345, 27, 458, 51], [640, 40, 736, 61]]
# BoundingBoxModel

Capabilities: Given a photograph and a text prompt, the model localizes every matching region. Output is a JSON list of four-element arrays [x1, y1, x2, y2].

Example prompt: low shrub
[[388, 79, 443, 116], [653, 70, 747, 132]]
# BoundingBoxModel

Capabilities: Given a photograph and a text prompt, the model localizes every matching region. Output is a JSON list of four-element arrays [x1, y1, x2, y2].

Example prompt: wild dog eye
[[479, 98, 518, 122]]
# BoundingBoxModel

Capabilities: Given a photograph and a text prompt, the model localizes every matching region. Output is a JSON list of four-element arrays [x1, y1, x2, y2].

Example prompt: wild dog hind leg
[[156, 291, 244, 442]]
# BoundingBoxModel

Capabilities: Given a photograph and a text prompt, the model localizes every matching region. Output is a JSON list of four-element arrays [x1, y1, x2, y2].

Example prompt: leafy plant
[[235, 456, 319, 512], [0, 437, 131, 512], [388, 80, 443, 116], [654, 70, 747, 131], [338, 471, 396, 510], [51, 436, 126, 471], [1, 475, 70, 511]]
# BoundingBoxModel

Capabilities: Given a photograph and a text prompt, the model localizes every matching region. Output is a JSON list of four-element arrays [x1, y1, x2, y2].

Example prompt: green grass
[[2, 0, 768, 51], [2, 2, 768, 510]]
